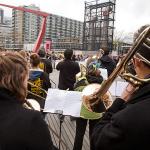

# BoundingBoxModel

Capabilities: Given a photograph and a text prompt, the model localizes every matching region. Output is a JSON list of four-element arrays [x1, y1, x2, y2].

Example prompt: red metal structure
[[0, 3, 49, 53]]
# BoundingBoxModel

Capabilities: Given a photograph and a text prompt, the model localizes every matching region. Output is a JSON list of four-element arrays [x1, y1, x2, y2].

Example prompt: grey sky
[[0, 0, 150, 33]]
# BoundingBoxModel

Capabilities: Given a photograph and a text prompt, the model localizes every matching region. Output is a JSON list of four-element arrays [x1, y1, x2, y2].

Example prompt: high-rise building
[[0, 8, 4, 24], [12, 4, 83, 50], [0, 24, 12, 49], [46, 14, 83, 50], [12, 4, 41, 49]]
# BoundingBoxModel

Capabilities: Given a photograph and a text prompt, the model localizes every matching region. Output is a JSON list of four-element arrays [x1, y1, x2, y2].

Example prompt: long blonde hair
[[0, 52, 28, 102]]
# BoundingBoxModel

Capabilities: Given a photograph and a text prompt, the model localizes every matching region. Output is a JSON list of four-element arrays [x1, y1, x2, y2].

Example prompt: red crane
[[0, 3, 49, 53]]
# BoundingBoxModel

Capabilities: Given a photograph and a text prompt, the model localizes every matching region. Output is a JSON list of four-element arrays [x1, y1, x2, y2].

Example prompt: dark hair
[[38, 50, 46, 58], [0, 52, 28, 102], [30, 53, 40, 67], [101, 48, 109, 55], [64, 49, 73, 60]]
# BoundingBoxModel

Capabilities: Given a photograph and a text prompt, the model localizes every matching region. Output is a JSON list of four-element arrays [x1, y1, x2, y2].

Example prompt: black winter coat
[[0, 88, 56, 150], [56, 59, 80, 90], [100, 55, 116, 77], [40, 58, 53, 74], [92, 82, 150, 150]]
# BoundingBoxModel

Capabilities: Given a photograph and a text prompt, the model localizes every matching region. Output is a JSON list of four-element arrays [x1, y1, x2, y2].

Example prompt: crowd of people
[[0, 24, 149, 150]]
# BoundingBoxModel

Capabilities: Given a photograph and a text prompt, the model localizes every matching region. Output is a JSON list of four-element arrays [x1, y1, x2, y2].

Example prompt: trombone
[[82, 26, 150, 115]]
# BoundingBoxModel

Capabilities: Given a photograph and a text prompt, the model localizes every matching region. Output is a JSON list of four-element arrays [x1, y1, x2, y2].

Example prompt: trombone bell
[[82, 83, 113, 113]]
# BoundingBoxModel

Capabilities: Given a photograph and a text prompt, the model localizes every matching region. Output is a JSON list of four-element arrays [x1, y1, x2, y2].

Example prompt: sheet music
[[116, 81, 128, 97], [109, 81, 117, 96], [99, 68, 108, 80], [44, 89, 82, 117], [44, 81, 128, 117], [63, 92, 82, 117], [109, 81, 128, 97]]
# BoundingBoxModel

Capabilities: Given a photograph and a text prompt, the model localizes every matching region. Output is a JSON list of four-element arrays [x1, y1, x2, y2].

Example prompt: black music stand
[[55, 110, 65, 150]]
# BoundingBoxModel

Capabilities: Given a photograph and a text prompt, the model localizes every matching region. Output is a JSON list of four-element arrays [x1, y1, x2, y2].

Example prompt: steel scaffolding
[[82, 0, 116, 51]]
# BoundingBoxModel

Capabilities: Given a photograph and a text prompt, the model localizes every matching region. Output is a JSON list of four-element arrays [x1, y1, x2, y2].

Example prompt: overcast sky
[[0, 0, 150, 33]]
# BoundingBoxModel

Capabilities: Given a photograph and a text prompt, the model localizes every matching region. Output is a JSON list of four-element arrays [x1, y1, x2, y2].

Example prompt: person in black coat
[[38, 50, 53, 75], [0, 52, 57, 150], [99, 49, 116, 77], [92, 25, 150, 150], [56, 49, 80, 90]]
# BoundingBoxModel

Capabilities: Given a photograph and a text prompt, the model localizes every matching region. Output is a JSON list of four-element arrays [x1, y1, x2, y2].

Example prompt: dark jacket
[[0, 88, 56, 150], [56, 59, 80, 90], [40, 58, 53, 74], [92, 82, 150, 150], [99, 55, 116, 77]]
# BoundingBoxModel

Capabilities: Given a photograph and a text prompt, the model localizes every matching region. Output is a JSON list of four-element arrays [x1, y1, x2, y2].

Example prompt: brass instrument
[[28, 81, 48, 96], [24, 81, 48, 111], [82, 26, 150, 113], [76, 48, 105, 81], [24, 98, 41, 111], [76, 64, 87, 81]]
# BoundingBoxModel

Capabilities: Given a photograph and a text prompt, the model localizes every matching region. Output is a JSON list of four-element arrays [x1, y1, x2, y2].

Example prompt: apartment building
[[12, 4, 83, 50], [45, 14, 83, 50], [12, 4, 41, 49], [0, 8, 4, 24], [0, 24, 12, 49]]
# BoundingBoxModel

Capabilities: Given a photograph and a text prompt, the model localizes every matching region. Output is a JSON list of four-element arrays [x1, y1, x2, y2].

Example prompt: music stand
[[55, 110, 65, 150]]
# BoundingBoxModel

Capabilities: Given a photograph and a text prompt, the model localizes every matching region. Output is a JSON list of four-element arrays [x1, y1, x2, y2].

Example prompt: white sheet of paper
[[63, 92, 82, 117], [109, 81, 128, 97], [99, 68, 108, 80], [44, 89, 82, 117], [109, 81, 117, 96], [116, 81, 128, 97]]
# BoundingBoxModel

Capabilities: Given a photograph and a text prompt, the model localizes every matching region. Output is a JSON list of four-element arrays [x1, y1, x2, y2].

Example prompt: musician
[[38, 49, 53, 75], [0, 52, 56, 150], [92, 25, 150, 150], [73, 63, 105, 150], [98, 48, 116, 77], [27, 53, 51, 116]]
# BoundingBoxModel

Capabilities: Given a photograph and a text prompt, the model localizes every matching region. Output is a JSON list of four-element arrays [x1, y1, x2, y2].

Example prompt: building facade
[[45, 14, 83, 50], [12, 4, 83, 51], [0, 8, 4, 24], [0, 24, 12, 49], [12, 4, 41, 49]]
